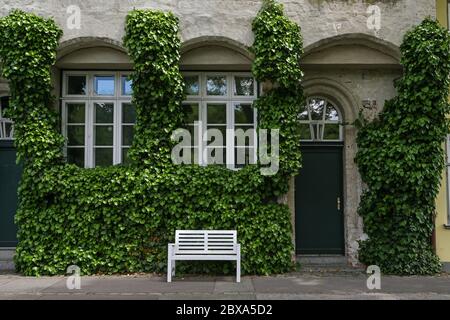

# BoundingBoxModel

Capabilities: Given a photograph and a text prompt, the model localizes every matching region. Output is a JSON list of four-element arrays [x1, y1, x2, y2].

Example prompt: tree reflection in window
[[299, 98, 342, 141]]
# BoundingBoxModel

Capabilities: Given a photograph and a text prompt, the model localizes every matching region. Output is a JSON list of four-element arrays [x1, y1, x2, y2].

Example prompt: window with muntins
[[299, 97, 343, 142], [182, 72, 258, 169], [62, 71, 135, 168]]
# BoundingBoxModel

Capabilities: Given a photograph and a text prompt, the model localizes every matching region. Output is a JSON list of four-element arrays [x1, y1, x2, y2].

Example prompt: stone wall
[[0, 0, 436, 49]]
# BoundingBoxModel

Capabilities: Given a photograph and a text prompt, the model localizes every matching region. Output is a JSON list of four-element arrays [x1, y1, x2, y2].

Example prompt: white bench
[[167, 230, 241, 283]]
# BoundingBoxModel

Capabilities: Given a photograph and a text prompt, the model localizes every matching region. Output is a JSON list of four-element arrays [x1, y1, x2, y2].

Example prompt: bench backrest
[[175, 230, 237, 255]]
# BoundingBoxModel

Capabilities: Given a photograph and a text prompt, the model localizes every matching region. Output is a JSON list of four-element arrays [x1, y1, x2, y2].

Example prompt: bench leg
[[236, 244, 241, 283], [167, 257, 172, 283], [167, 244, 173, 283], [172, 260, 176, 277]]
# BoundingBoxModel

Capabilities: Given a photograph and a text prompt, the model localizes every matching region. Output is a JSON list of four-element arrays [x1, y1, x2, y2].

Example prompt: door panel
[[0, 142, 21, 247], [295, 145, 344, 254]]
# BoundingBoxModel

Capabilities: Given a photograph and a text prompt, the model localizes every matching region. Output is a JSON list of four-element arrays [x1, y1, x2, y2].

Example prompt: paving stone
[[213, 278, 254, 293], [38, 293, 161, 300], [0, 277, 63, 293], [43, 277, 215, 294]]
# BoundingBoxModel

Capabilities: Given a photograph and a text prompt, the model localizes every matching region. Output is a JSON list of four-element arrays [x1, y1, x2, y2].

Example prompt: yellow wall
[[437, 0, 448, 27], [435, 0, 450, 265]]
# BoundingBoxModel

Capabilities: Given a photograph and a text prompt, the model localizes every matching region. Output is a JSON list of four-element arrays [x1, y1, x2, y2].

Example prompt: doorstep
[[296, 255, 364, 274], [0, 248, 15, 271]]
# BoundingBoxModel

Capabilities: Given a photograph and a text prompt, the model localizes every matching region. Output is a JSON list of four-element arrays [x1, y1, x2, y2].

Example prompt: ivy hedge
[[0, 2, 304, 276], [252, 0, 304, 196], [355, 18, 450, 275]]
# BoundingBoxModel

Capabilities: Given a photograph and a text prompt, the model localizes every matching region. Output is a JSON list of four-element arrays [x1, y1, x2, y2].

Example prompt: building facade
[[0, 0, 442, 269], [435, 0, 450, 272]]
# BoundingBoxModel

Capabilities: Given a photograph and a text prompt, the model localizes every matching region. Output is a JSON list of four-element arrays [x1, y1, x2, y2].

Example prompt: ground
[[1, 271, 450, 300]]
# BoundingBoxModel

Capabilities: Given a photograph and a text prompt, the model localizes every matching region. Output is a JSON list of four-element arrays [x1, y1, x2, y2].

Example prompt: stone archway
[[180, 36, 253, 71], [291, 34, 402, 266]]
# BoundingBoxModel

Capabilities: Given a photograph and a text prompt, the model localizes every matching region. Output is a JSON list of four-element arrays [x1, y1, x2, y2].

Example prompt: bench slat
[[174, 230, 237, 255]]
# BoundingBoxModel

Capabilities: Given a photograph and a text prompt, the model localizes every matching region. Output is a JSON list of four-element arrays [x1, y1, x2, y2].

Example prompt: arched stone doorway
[[292, 34, 402, 265]]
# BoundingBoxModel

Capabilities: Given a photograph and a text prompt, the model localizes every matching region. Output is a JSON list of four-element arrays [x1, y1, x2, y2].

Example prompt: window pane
[[206, 76, 227, 96], [325, 104, 340, 121], [122, 103, 136, 124], [207, 103, 226, 124], [299, 124, 311, 140], [95, 148, 113, 167], [95, 103, 114, 123], [1, 96, 10, 117], [205, 147, 226, 165], [122, 125, 134, 146], [67, 125, 85, 146], [234, 103, 254, 124], [187, 125, 197, 146], [312, 123, 323, 140], [234, 76, 254, 96], [235, 126, 255, 147], [121, 75, 133, 96], [207, 125, 226, 147], [3, 122, 13, 139], [67, 75, 86, 95], [184, 75, 199, 95], [67, 103, 85, 123], [179, 147, 198, 164], [122, 147, 131, 165], [323, 124, 340, 140], [299, 106, 308, 121], [67, 148, 84, 167], [94, 75, 115, 95], [309, 99, 325, 120], [95, 125, 114, 146], [235, 147, 255, 168], [183, 103, 199, 124]]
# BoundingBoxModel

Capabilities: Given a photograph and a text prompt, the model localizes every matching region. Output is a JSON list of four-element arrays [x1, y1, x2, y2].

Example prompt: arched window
[[299, 97, 343, 141]]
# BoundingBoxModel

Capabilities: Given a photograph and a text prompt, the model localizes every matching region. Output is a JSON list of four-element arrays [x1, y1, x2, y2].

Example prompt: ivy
[[0, 10, 64, 171], [252, 0, 305, 195], [123, 10, 185, 167], [355, 18, 450, 275], [0, 4, 304, 276]]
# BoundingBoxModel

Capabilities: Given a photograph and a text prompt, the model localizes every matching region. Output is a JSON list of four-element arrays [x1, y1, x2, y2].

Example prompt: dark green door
[[295, 145, 344, 254], [0, 141, 21, 247]]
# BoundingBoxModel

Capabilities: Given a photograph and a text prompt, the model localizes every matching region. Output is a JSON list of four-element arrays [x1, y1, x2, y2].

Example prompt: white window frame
[[61, 71, 133, 168], [300, 96, 343, 142], [183, 72, 258, 169]]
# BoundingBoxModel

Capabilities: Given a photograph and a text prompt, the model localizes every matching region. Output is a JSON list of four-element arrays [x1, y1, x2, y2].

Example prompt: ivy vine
[[356, 18, 450, 275], [252, 0, 305, 196]]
